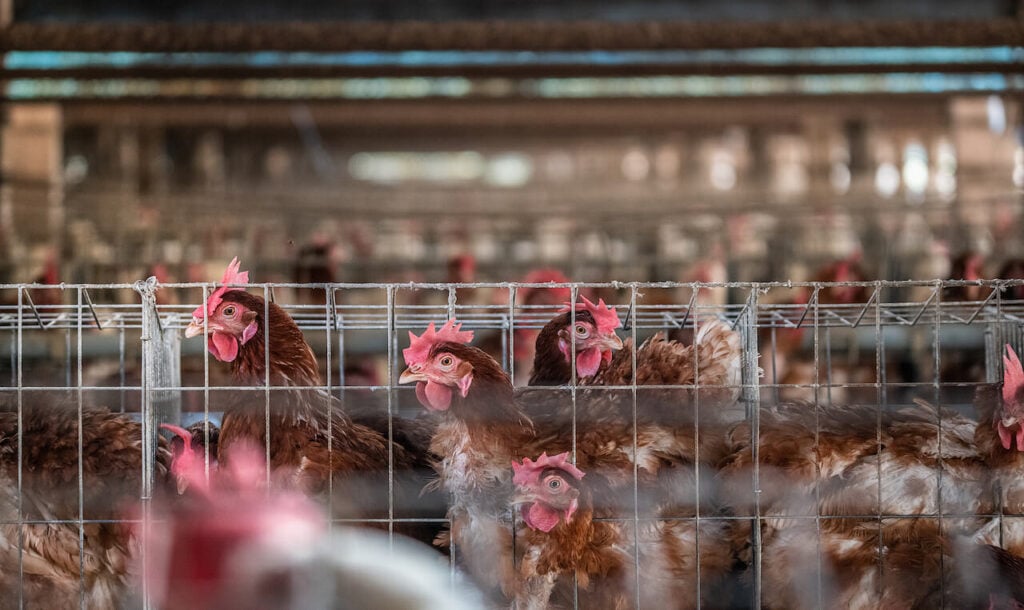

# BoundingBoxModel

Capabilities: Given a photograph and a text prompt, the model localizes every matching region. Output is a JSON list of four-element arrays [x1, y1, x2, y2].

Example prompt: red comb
[[402, 319, 474, 367], [190, 257, 250, 320], [1004, 345, 1024, 404], [512, 452, 585, 488], [160, 423, 206, 491], [160, 423, 193, 446], [558, 296, 621, 335]]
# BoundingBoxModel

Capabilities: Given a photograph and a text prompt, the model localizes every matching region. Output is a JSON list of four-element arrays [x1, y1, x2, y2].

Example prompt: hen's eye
[[547, 478, 562, 490], [222, 306, 236, 317], [439, 356, 454, 368], [574, 324, 588, 336]]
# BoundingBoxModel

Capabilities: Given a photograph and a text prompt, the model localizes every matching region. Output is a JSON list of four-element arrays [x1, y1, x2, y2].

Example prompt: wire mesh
[[0, 278, 1022, 608]]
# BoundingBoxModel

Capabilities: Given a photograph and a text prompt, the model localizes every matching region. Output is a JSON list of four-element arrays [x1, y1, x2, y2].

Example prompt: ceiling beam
[[1, 19, 1022, 52]]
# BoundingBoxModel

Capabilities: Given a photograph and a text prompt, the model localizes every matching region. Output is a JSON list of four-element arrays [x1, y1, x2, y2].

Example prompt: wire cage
[[1, 277, 1023, 609]]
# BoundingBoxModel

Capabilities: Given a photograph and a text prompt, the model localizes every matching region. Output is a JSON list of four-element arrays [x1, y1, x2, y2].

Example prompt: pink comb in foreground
[[191, 257, 250, 321], [512, 452, 585, 488], [559, 296, 621, 335], [1004, 345, 1024, 405], [402, 320, 474, 367], [161, 423, 210, 495]]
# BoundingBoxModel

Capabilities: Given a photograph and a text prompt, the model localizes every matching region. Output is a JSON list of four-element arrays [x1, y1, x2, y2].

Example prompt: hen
[[398, 319, 734, 603], [718, 398, 991, 608], [512, 451, 732, 610], [183, 258, 436, 523], [527, 296, 624, 386], [0, 404, 173, 609], [525, 297, 744, 434], [149, 425, 481, 610], [974, 345, 1024, 558]]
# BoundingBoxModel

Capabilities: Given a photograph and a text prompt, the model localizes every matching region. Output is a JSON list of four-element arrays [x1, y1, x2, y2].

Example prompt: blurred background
[[0, 0, 1021, 299]]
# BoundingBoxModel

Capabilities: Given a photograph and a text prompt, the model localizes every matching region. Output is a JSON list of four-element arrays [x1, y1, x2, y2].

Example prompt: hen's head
[[184, 258, 258, 363], [145, 431, 325, 610], [512, 452, 586, 533], [399, 320, 477, 412], [162, 423, 211, 495], [162, 422, 219, 495], [554, 297, 623, 378], [997, 345, 1024, 451]]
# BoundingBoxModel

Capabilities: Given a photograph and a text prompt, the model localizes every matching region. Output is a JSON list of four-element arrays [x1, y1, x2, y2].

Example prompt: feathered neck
[[523, 493, 619, 581], [439, 343, 532, 429], [975, 383, 1024, 466], [427, 344, 536, 467], [220, 291, 321, 388]]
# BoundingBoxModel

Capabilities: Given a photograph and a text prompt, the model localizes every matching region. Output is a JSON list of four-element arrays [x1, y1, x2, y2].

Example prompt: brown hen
[[0, 404, 173, 609], [184, 259, 436, 524]]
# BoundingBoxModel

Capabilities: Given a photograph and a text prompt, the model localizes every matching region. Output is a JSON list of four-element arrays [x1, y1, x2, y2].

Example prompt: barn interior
[[0, 2, 1023, 608]]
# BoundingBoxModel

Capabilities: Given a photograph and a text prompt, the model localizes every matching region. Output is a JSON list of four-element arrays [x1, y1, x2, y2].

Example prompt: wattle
[[415, 381, 453, 411], [522, 503, 562, 533], [208, 332, 239, 362], [997, 421, 1024, 451], [576, 347, 603, 378]]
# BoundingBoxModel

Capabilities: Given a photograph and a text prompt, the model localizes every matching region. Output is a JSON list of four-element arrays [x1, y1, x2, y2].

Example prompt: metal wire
[[1, 278, 1022, 609]]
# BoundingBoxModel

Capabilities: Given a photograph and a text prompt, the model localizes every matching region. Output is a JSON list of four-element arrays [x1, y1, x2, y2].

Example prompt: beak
[[511, 490, 537, 506], [399, 367, 426, 385], [599, 333, 624, 351], [184, 318, 206, 339]]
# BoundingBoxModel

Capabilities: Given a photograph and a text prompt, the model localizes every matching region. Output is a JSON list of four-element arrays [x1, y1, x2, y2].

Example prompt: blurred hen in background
[[147, 425, 481, 610]]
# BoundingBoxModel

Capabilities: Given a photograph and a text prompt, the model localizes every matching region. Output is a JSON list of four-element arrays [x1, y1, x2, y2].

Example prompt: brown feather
[[213, 291, 437, 524], [0, 403, 172, 607], [528, 310, 600, 386], [426, 342, 736, 603]]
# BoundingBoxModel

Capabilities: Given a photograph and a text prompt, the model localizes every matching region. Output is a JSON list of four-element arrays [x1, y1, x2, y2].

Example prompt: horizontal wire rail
[[2, 279, 1024, 333]]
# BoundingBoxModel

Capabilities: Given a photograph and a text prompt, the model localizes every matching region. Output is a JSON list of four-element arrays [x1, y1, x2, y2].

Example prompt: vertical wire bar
[[812, 286, 822, 609], [65, 325, 71, 391], [500, 316, 509, 373], [508, 286, 517, 384], [825, 327, 833, 406], [9, 325, 14, 387], [508, 285, 519, 584], [263, 285, 271, 490], [118, 326, 126, 413], [386, 286, 396, 544], [932, 284, 946, 607], [996, 286, 1005, 548], [878, 287, 891, 598], [569, 285, 578, 462], [630, 285, 640, 610], [770, 326, 779, 404], [76, 288, 85, 610], [16, 288, 24, 610], [874, 283, 884, 592], [138, 280, 159, 610], [337, 312, 345, 403], [202, 287, 210, 484], [571, 283, 581, 610], [325, 287, 335, 532], [741, 289, 763, 609], [692, 287, 702, 610]]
